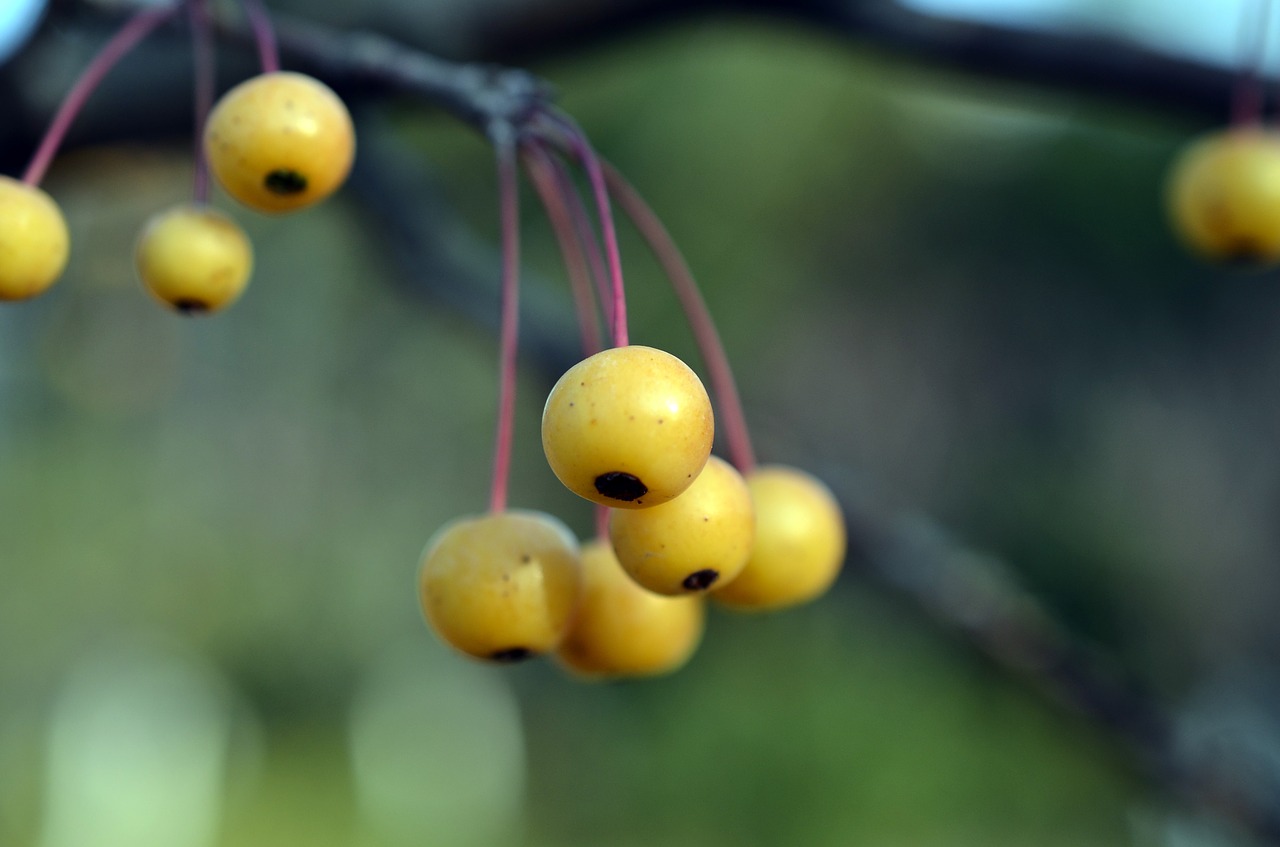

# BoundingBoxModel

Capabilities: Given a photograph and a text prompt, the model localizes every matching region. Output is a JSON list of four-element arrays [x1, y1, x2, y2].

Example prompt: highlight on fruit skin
[[204, 71, 355, 214], [0, 175, 70, 302], [609, 455, 754, 596], [556, 538, 705, 679], [418, 510, 582, 663], [712, 465, 846, 611], [1166, 127, 1280, 265], [135, 204, 253, 315], [541, 345, 715, 510]]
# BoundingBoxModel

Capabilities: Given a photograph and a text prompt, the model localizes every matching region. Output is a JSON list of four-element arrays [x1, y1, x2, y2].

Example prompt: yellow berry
[[542, 345, 714, 509], [418, 510, 582, 663], [713, 465, 846, 611], [556, 538, 705, 679], [609, 455, 754, 595], [0, 176, 69, 301], [1167, 127, 1280, 264], [204, 71, 355, 214], [135, 205, 252, 314]]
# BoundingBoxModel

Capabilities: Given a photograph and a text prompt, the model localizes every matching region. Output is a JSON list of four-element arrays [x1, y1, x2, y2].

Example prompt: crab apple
[[609, 455, 754, 595], [713, 465, 846, 611], [1167, 127, 1280, 264], [556, 538, 705, 678], [0, 176, 69, 301], [542, 345, 714, 509], [204, 71, 355, 214], [418, 510, 582, 663], [135, 204, 252, 314]]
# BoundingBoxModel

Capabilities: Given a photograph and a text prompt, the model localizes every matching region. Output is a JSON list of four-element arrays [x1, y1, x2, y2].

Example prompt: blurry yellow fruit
[[418, 510, 582, 663], [1167, 127, 1280, 264], [0, 176, 69, 301], [557, 538, 705, 678], [713, 465, 845, 611], [135, 204, 252, 314]]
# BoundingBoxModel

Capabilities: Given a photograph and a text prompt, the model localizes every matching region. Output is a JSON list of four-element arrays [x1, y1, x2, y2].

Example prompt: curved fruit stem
[[523, 144, 603, 356], [240, 0, 282, 74], [22, 5, 176, 187], [488, 123, 522, 514], [190, 0, 215, 203]]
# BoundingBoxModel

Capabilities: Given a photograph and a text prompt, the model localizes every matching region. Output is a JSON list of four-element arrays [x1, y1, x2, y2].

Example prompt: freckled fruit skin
[[713, 465, 846, 611], [556, 538, 705, 679], [541, 345, 714, 509], [135, 205, 253, 314], [0, 176, 69, 301], [1167, 128, 1280, 264], [609, 455, 754, 595], [418, 511, 582, 663], [204, 71, 355, 213]]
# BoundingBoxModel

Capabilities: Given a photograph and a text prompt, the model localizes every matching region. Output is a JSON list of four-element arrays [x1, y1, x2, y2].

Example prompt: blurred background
[[2, 0, 1279, 844]]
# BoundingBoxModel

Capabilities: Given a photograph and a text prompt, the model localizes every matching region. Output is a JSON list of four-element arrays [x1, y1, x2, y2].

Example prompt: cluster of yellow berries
[[419, 345, 847, 679], [0, 71, 354, 311]]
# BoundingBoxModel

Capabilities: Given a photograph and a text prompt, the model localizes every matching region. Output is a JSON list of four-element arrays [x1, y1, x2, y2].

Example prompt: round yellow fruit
[[135, 204, 252, 314], [204, 71, 355, 213], [542, 345, 714, 509], [609, 455, 754, 595], [418, 510, 582, 663], [713, 465, 846, 611], [0, 176, 69, 301], [556, 538, 705, 679], [1167, 127, 1280, 264]]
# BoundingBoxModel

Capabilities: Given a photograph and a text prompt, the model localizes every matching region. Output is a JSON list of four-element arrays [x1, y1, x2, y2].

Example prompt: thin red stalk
[[240, 0, 281, 74], [539, 111, 628, 347], [488, 129, 521, 514], [594, 505, 609, 542], [1233, 0, 1273, 125], [523, 145, 603, 356], [22, 5, 175, 187], [190, 0, 215, 203], [546, 155, 614, 335], [602, 162, 758, 474]]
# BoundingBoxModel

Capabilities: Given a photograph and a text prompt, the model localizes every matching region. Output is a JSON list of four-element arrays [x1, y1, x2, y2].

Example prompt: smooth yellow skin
[[1167, 128, 1280, 263], [0, 176, 69, 301], [418, 510, 582, 663], [542, 346, 714, 509], [556, 538, 705, 679], [204, 71, 355, 213], [135, 205, 253, 314], [609, 455, 754, 596], [713, 465, 846, 611]]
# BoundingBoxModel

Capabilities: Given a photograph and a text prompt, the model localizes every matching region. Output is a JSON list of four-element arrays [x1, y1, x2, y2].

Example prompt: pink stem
[[190, 0, 215, 203], [540, 111, 628, 348], [240, 0, 281, 74], [1234, 0, 1273, 126], [22, 5, 176, 187], [523, 145, 603, 356], [488, 129, 521, 514], [594, 505, 609, 542], [603, 162, 758, 475], [547, 155, 614, 336]]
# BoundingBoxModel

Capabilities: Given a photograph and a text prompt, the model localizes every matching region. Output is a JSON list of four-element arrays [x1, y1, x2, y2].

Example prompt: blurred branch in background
[[3, 0, 1278, 843]]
